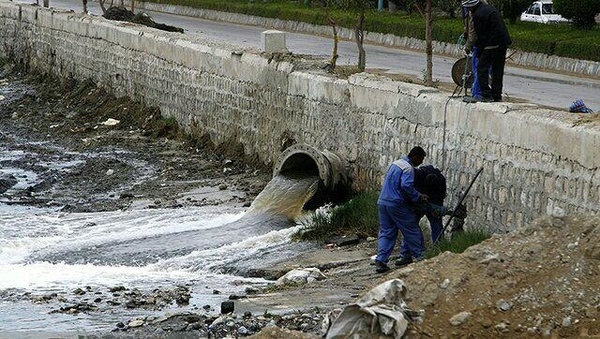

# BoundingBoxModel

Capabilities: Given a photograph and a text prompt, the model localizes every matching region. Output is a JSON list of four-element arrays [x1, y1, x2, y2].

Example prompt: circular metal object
[[451, 56, 474, 89]]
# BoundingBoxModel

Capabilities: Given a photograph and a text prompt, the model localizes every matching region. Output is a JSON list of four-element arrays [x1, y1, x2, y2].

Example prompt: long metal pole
[[434, 166, 484, 244]]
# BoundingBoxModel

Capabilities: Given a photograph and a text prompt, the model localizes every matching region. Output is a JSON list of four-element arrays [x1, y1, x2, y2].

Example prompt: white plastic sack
[[275, 267, 326, 286], [101, 118, 120, 126], [325, 279, 423, 339]]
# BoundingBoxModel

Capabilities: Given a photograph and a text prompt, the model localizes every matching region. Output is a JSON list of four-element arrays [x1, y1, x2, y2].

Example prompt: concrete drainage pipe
[[273, 143, 349, 203]]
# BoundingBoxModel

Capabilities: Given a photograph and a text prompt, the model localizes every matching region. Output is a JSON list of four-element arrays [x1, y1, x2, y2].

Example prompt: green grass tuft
[[294, 191, 379, 241], [425, 228, 490, 258]]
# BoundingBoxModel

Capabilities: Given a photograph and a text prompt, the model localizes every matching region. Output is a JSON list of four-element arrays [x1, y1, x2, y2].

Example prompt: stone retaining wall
[[1, 1, 599, 233]]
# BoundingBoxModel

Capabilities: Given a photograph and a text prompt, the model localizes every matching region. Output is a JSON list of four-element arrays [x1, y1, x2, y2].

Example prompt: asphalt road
[[16, 0, 600, 111]]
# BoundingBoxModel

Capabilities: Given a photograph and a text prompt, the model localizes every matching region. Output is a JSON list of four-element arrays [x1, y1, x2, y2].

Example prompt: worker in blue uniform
[[375, 146, 428, 273]]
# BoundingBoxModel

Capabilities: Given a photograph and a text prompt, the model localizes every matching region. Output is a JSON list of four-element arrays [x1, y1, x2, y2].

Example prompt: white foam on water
[[0, 156, 321, 332], [0, 206, 244, 264], [0, 205, 284, 293], [0, 261, 199, 290], [0, 206, 251, 292], [0, 149, 26, 161], [153, 223, 303, 272]]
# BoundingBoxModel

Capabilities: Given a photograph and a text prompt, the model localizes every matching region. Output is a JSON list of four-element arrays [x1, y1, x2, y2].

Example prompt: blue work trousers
[[471, 46, 482, 99], [376, 204, 425, 263], [421, 210, 443, 244]]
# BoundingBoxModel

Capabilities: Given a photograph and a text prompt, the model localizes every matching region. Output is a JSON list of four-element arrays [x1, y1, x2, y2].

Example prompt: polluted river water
[[0, 173, 320, 334], [0, 71, 325, 336]]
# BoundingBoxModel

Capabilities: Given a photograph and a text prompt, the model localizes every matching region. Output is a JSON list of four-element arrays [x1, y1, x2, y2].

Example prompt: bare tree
[[424, 0, 433, 86], [340, 0, 370, 71], [43, 0, 49, 8], [82, 0, 88, 13], [313, 0, 340, 72], [98, 0, 107, 13], [355, 7, 366, 71]]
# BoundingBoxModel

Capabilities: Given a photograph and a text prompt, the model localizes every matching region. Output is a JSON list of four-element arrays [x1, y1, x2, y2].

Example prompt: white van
[[520, 1, 570, 24]]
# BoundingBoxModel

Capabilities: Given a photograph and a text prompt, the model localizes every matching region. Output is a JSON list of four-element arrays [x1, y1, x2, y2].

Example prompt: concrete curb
[[131, 0, 600, 78]]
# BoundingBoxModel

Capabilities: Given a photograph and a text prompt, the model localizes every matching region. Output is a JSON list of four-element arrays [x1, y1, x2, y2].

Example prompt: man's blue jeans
[[472, 46, 482, 99], [423, 210, 443, 244], [376, 204, 425, 263]]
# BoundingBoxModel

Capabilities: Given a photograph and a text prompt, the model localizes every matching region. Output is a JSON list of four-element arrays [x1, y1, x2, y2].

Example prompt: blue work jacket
[[377, 156, 421, 207]]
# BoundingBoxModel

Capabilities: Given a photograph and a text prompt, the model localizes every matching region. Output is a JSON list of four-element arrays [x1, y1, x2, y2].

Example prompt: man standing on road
[[375, 146, 429, 273], [462, 0, 488, 101], [462, 0, 512, 102]]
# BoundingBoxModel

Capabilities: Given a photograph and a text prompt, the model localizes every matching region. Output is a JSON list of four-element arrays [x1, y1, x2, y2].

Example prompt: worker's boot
[[375, 260, 390, 273], [395, 256, 413, 267]]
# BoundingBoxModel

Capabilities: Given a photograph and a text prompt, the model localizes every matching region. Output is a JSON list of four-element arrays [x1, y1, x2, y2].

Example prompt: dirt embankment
[[234, 212, 599, 338]]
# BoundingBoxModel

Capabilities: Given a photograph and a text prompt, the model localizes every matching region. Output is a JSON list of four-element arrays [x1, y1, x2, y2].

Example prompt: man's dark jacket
[[414, 165, 446, 206], [471, 3, 512, 50]]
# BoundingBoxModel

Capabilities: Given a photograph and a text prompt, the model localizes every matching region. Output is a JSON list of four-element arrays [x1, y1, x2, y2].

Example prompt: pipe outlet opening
[[273, 144, 350, 209]]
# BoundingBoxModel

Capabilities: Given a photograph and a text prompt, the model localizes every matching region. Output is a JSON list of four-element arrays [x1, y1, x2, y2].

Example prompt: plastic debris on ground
[[324, 279, 424, 339]]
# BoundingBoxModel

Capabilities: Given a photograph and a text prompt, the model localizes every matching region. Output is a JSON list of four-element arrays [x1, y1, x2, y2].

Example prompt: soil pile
[[103, 6, 184, 33], [382, 214, 600, 337], [237, 213, 600, 338]]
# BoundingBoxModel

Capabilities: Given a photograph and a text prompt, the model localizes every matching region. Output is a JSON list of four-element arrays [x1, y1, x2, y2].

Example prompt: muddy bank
[[0, 65, 271, 213]]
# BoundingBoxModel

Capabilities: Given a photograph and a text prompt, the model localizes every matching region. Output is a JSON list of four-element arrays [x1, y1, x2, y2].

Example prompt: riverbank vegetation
[[296, 190, 380, 240], [141, 0, 600, 61], [295, 191, 490, 257]]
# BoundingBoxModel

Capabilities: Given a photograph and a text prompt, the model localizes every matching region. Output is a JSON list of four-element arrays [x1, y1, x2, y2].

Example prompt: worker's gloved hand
[[418, 194, 429, 203]]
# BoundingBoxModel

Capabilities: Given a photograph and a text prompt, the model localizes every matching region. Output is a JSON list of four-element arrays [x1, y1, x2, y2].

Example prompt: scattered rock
[[220, 301, 234, 314], [72, 288, 86, 296], [496, 299, 512, 312], [449, 312, 471, 326], [128, 319, 144, 328], [325, 235, 360, 247], [0, 174, 17, 193]]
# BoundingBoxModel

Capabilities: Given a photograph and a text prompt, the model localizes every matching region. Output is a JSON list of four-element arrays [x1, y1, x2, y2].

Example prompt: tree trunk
[[98, 0, 107, 14], [82, 0, 88, 13], [355, 10, 366, 72], [326, 3, 339, 72], [43, 0, 49, 8], [329, 26, 339, 72], [130, 0, 134, 13], [424, 0, 433, 86]]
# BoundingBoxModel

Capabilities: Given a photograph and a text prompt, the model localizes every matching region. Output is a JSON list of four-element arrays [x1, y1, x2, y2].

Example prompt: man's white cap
[[461, 0, 480, 7]]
